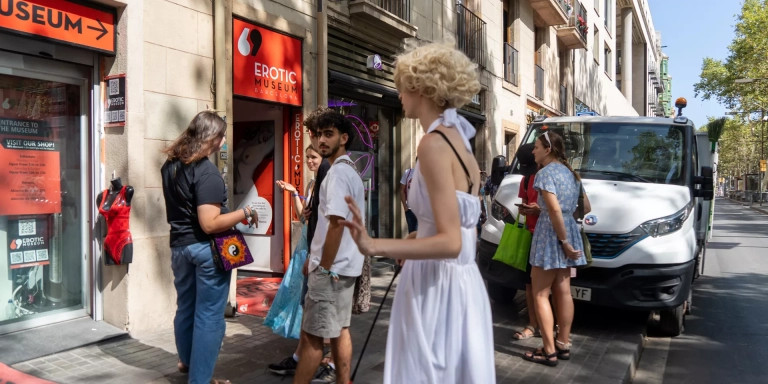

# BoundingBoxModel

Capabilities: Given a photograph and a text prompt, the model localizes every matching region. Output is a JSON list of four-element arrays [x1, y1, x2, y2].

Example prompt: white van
[[478, 113, 714, 336]]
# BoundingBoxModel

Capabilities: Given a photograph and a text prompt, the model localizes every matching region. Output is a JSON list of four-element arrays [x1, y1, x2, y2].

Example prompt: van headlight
[[491, 201, 511, 222], [639, 203, 692, 237]]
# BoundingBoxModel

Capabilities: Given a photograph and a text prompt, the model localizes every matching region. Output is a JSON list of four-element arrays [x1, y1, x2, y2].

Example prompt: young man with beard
[[268, 107, 335, 381], [293, 110, 365, 384]]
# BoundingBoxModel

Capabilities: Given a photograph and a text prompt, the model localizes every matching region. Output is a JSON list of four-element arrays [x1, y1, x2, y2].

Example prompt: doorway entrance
[[232, 98, 287, 272]]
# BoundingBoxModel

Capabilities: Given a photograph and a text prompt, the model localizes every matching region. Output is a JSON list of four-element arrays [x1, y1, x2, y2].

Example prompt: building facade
[[0, 0, 668, 340]]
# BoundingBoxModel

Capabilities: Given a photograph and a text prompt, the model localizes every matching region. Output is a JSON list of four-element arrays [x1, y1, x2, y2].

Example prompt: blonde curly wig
[[394, 40, 481, 109]]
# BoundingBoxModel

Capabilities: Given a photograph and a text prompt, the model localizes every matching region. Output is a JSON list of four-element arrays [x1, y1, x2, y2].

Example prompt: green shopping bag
[[492, 213, 532, 272]]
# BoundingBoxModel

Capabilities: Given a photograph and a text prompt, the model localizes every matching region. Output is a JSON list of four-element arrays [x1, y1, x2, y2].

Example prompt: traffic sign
[[0, 0, 116, 54]]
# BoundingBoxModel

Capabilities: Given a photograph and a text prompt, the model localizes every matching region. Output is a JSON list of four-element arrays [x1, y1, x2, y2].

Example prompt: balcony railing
[[504, 43, 518, 86], [457, 3, 487, 68], [535, 64, 544, 100], [559, 84, 567, 113], [370, 0, 411, 22], [555, 1, 587, 49], [574, 2, 588, 41], [348, 0, 416, 38]]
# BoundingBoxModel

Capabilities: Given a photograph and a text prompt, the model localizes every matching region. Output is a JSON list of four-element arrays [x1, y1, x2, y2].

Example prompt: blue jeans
[[172, 241, 232, 384]]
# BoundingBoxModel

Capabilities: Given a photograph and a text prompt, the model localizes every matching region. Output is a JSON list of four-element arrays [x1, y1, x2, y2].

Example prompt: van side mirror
[[693, 166, 714, 200], [490, 155, 507, 185]]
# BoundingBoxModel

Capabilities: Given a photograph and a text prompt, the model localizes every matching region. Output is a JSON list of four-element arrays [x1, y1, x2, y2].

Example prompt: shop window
[[1, 72, 85, 327]]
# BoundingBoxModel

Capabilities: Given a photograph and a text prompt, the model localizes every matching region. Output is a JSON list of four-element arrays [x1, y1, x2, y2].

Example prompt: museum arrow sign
[[0, 0, 116, 54]]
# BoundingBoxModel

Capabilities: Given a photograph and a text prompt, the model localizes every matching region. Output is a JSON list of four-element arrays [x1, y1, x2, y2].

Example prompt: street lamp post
[[761, 115, 766, 205]]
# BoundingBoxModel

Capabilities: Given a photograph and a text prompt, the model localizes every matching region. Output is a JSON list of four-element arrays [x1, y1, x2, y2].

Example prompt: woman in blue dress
[[264, 144, 321, 339], [523, 130, 587, 367]]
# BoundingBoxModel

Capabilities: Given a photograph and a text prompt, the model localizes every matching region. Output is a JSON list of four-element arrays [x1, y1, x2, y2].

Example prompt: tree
[[694, 0, 768, 187], [694, 0, 768, 113], [716, 118, 758, 179]]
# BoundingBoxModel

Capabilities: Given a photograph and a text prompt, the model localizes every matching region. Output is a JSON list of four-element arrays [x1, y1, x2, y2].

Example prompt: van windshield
[[522, 122, 686, 185]]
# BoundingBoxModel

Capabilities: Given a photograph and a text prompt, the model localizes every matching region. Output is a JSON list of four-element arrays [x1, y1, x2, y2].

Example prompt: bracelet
[[317, 265, 339, 280], [242, 207, 249, 219]]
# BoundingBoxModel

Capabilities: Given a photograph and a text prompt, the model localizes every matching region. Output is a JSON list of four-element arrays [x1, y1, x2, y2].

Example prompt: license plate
[[571, 286, 592, 301]]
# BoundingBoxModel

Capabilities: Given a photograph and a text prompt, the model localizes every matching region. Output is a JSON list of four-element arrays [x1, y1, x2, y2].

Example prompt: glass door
[[0, 53, 91, 333]]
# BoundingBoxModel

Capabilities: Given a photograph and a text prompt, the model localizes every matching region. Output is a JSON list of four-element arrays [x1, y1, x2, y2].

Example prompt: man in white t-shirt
[[295, 110, 365, 384], [399, 167, 418, 233]]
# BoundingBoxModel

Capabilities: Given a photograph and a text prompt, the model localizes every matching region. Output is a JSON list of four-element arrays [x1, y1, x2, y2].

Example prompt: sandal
[[210, 380, 231, 384], [555, 339, 571, 360], [522, 347, 558, 367], [512, 325, 538, 340], [177, 361, 189, 373]]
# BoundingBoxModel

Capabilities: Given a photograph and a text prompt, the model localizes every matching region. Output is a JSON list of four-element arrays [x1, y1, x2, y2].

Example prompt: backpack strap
[[334, 158, 362, 181]]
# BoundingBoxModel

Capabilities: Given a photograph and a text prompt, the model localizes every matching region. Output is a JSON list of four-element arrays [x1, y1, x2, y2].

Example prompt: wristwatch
[[558, 238, 568, 246]]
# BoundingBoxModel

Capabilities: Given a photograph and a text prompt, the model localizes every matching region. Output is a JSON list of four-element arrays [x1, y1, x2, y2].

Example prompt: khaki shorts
[[301, 268, 357, 339]]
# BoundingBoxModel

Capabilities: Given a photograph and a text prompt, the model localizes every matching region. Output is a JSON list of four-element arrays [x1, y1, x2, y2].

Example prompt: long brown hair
[[164, 111, 226, 164], [538, 131, 581, 181]]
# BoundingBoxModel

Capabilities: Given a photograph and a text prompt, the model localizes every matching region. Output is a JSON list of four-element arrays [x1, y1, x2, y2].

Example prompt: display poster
[[232, 18, 303, 106], [233, 121, 275, 235], [104, 74, 126, 126], [7, 216, 51, 270], [0, 117, 61, 215]]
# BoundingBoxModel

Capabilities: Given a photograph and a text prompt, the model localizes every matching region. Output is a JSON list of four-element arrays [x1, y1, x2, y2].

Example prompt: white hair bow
[[431, 108, 476, 152]]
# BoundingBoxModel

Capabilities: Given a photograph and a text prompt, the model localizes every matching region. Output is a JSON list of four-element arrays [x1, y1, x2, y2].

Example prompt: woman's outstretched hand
[[276, 180, 297, 193], [339, 195, 375, 256]]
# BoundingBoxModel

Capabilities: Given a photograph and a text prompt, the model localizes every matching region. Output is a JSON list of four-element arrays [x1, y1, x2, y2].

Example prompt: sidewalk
[[10, 269, 646, 384]]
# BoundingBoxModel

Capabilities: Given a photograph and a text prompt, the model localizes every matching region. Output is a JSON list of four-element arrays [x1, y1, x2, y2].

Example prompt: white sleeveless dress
[[383, 118, 496, 384]]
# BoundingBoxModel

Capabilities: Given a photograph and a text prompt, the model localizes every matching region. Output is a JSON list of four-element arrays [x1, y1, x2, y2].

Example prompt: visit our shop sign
[[0, 117, 61, 216], [233, 18, 303, 106], [0, 0, 116, 54]]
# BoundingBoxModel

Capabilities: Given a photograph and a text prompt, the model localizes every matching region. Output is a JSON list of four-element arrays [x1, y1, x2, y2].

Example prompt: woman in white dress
[[341, 41, 496, 384]]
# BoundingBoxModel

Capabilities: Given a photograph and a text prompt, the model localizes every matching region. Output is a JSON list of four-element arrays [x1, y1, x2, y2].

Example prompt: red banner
[[232, 18, 302, 106]]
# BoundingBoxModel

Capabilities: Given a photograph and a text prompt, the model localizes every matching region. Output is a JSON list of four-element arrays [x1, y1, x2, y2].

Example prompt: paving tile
[[10, 269, 645, 384]]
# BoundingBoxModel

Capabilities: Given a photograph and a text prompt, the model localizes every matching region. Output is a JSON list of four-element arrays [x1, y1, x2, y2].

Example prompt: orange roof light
[[674, 97, 688, 118]]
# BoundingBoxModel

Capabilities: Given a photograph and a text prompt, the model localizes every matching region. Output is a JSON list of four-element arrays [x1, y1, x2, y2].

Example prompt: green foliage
[[695, 0, 768, 177], [706, 117, 727, 144], [693, 58, 735, 108], [717, 118, 761, 177], [695, 0, 768, 113]]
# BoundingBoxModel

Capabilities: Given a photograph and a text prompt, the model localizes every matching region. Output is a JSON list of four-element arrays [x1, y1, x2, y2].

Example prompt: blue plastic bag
[[263, 225, 308, 339]]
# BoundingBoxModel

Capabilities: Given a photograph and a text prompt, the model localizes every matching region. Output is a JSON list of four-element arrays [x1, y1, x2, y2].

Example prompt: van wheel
[[658, 303, 685, 336], [486, 281, 516, 304]]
